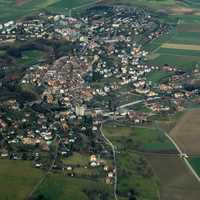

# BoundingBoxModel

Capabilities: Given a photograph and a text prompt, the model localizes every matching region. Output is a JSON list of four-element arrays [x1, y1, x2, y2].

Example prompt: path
[[155, 121, 200, 183], [99, 124, 118, 200], [28, 135, 61, 198]]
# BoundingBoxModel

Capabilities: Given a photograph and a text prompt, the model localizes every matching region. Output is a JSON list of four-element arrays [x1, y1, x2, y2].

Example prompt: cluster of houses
[[0, 13, 84, 42], [2, 5, 200, 187]]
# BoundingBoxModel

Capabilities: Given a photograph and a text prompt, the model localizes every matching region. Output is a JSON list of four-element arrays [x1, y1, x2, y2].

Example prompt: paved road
[[103, 96, 161, 117], [100, 124, 118, 200]]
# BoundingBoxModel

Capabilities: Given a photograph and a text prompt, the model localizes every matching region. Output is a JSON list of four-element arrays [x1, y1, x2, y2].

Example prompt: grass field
[[189, 157, 200, 177], [33, 174, 112, 200], [0, 159, 43, 200], [103, 124, 176, 152], [102, 124, 161, 200], [0, 0, 95, 22], [145, 154, 200, 200], [0, 159, 112, 200], [16, 50, 47, 66], [63, 152, 89, 166], [170, 110, 200, 155], [147, 70, 173, 84]]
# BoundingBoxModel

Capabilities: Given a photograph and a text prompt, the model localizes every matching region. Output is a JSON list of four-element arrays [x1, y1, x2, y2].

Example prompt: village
[[1, 5, 200, 189]]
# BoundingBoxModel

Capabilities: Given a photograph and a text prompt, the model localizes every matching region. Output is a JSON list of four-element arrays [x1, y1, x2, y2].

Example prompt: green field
[[147, 70, 172, 84], [33, 175, 112, 200], [0, 159, 112, 200], [189, 157, 200, 176], [16, 50, 47, 65], [102, 124, 162, 200], [103, 124, 176, 152], [0, 160, 43, 200], [0, 0, 95, 22], [145, 34, 200, 71]]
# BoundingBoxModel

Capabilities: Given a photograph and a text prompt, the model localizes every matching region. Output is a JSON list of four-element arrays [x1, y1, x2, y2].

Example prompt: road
[[155, 121, 200, 183], [103, 96, 160, 117], [99, 124, 118, 200]]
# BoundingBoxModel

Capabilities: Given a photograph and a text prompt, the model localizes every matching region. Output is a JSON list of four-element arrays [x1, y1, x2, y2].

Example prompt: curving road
[[100, 124, 118, 200]]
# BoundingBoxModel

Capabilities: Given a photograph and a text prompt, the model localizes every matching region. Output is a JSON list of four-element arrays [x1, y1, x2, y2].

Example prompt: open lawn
[[0, 159, 43, 200], [16, 50, 47, 66], [170, 109, 200, 155], [147, 70, 173, 84], [145, 154, 200, 200], [63, 152, 89, 166]]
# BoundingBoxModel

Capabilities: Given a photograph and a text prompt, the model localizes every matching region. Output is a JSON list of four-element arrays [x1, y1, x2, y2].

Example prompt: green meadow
[[0, 0, 95, 22], [0, 160, 43, 200]]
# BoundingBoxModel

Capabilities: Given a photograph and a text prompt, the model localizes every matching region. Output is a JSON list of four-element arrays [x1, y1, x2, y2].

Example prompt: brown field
[[177, 24, 200, 33], [169, 6, 194, 15], [16, 0, 29, 6], [145, 154, 200, 200], [161, 43, 200, 51], [170, 110, 200, 155]]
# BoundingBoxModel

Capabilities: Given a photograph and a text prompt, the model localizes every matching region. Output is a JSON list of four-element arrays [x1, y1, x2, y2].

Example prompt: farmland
[[0, 159, 112, 200], [102, 124, 164, 200], [103, 124, 176, 153], [145, 154, 200, 200], [161, 43, 200, 51], [0, 0, 96, 22], [0, 160, 43, 200], [33, 175, 112, 200], [145, 30, 200, 71], [170, 110, 200, 155]]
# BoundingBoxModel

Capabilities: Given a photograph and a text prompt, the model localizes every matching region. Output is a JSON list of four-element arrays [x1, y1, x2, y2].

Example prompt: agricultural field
[[144, 9, 200, 71], [0, 0, 96, 22], [189, 156, 200, 177], [145, 32, 200, 71], [103, 124, 176, 153], [33, 175, 112, 200], [0, 159, 43, 200], [0, 159, 112, 200], [161, 43, 200, 51], [169, 109, 200, 155], [145, 154, 200, 200], [102, 124, 163, 200], [113, 0, 200, 15]]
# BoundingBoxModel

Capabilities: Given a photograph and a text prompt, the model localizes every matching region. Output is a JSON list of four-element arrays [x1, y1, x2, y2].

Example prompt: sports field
[[170, 110, 200, 155]]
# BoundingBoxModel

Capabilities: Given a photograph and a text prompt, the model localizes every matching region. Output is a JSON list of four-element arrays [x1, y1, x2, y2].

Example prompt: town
[[1, 4, 200, 200]]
